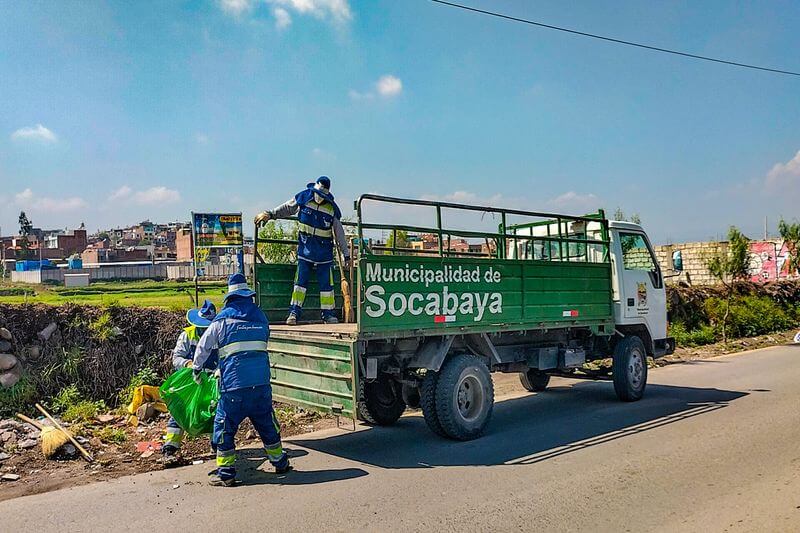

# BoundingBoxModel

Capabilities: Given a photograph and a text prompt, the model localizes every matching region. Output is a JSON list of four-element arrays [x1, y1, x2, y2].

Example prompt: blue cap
[[316, 176, 331, 189], [224, 273, 256, 302], [187, 299, 217, 327]]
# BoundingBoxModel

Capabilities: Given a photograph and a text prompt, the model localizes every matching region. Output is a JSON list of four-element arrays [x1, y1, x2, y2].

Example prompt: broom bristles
[[40, 426, 72, 458]]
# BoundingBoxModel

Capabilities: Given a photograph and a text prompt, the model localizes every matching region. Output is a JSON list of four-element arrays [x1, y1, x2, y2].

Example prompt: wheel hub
[[628, 349, 644, 388], [455, 372, 484, 422]]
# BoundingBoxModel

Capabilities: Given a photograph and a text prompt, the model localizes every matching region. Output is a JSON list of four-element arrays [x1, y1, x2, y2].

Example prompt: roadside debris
[[1, 473, 20, 482], [0, 327, 22, 389]]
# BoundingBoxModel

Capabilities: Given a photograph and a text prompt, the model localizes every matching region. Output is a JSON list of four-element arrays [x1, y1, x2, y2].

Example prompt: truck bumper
[[653, 337, 676, 358]]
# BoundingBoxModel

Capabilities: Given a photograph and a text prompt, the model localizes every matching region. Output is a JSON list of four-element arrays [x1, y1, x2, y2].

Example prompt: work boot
[[286, 313, 298, 326], [208, 473, 238, 487], [322, 315, 339, 324], [161, 445, 180, 467], [275, 463, 293, 475]]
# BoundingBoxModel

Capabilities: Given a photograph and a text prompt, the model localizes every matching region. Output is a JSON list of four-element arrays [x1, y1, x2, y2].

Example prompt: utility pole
[[764, 216, 768, 241]]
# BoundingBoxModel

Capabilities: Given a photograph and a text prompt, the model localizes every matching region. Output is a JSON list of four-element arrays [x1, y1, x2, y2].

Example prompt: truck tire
[[434, 354, 494, 440], [612, 336, 648, 401], [420, 370, 447, 437], [519, 369, 550, 392], [358, 374, 406, 425]]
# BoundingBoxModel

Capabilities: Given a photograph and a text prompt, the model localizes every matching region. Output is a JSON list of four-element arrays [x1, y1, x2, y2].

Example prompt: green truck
[[255, 194, 674, 440]]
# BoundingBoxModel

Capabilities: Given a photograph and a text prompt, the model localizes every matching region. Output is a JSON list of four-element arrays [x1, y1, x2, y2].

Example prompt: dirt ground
[[0, 406, 336, 502], [657, 329, 799, 365]]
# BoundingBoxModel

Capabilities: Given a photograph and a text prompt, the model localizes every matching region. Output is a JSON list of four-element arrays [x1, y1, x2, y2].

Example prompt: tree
[[706, 226, 750, 343], [612, 207, 641, 225], [385, 230, 409, 254], [18, 211, 33, 259], [257, 221, 298, 264], [778, 218, 800, 277]]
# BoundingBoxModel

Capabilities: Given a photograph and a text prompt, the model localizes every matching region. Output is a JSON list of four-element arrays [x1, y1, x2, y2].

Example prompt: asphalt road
[[4, 345, 800, 532]]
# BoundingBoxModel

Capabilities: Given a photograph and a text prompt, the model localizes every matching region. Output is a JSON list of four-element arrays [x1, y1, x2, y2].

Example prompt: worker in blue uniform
[[193, 273, 290, 487], [254, 176, 350, 325], [161, 299, 217, 466]]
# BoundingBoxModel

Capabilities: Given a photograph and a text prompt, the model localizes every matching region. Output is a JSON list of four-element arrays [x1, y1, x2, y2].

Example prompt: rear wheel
[[612, 336, 648, 401], [434, 354, 494, 441], [358, 374, 406, 425], [420, 370, 447, 437], [519, 369, 550, 392]]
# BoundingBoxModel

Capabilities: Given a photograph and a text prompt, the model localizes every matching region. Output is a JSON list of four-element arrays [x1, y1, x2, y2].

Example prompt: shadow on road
[[236, 448, 368, 485], [291, 381, 748, 469]]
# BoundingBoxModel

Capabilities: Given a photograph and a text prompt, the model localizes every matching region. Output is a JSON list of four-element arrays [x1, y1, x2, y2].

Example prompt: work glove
[[183, 360, 193, 369], [192, 369, 203, 385], [254, 211, 272, 226], [342, 255, 351, 269]]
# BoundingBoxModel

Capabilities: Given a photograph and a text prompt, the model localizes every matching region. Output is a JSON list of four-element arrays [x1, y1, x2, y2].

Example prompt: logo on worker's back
[[637, 282, 648, 307], [363, 262, 504, 322]]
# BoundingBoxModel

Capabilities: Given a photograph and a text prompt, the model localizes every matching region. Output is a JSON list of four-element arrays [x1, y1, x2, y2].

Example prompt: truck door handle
[[627, 298, 635, 306]]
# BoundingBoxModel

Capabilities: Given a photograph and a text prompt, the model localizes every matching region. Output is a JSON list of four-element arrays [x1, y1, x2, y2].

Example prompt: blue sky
[[1, 0, 799, 243]]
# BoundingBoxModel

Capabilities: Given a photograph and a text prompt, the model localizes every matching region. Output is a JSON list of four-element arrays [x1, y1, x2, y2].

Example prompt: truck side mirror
[[672, 250, 683, 272]]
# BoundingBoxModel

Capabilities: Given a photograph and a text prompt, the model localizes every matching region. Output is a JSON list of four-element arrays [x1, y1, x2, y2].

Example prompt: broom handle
[[35, 403, 94, 462], [16, 413, 44, 430]]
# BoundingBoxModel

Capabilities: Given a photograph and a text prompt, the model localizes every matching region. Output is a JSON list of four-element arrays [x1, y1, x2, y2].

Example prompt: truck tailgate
[[268, 325, 359, 419]]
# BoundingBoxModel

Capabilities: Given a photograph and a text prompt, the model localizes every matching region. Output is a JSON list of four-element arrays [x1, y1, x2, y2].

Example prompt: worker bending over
[[193, 273, 290, 487], [162, 300, 218, 466], [255, 176, 350, 325]]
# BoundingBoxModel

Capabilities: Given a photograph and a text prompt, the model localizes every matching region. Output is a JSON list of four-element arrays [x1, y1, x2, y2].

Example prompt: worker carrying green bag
[[159, 366, 219, 438]]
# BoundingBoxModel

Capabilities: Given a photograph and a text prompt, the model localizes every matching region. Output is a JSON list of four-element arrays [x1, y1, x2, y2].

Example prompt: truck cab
[[609, 221, 672, 357]]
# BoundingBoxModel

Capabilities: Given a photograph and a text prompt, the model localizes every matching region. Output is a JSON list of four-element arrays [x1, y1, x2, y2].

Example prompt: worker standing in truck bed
[[255, 176, 350, 325]]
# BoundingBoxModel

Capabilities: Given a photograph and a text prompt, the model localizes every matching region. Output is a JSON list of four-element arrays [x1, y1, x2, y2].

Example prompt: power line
[[430, 0, 800, 77]]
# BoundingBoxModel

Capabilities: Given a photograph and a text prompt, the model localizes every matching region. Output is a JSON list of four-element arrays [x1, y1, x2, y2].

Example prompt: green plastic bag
[[159, 367, 219, 437]]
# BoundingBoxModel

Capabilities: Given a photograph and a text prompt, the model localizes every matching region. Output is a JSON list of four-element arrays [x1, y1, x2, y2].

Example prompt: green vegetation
[[706, 227, 751, 343], [0, 280, 227, 309], [778, 219, 800, 276], [89, 310, 117, 341], [257, 221, 298, 264], [705, 295, 797, 338], [95, 426, 127, 445], [0, 377, 38, 417], [669, 323, 717, 347], [118, 366, 160, 407], [50, 385, 106, 423]]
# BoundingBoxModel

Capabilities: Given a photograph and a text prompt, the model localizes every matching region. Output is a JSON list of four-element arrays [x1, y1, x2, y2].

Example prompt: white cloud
[[132, 186, 181, 205], [107, 185, 181, 205], [350, 74, 403, 101], [273, 7, 292, 29], [376, 75, 402, 98], [218, 0, 254, 16], [14, 188, 86, 212], [765, 149, 800, 190], [11, 124, 58, 143], [547, 191, 600, 211], [108, 185, 132, 201], [266, 0, 351, 24]]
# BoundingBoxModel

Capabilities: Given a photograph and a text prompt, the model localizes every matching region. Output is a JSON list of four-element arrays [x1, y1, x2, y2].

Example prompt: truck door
[[617, 231, 667, 339]]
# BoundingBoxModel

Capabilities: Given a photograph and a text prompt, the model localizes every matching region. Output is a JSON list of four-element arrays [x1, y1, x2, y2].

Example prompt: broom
[[336, 251, 353, 323], [16, 413, 71, 459]]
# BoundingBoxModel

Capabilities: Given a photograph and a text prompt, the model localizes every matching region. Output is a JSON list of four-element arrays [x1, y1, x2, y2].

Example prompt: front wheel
[[612, 336, 648, 401], [434, 354, 494, 440], [358, 374, 406, 425]]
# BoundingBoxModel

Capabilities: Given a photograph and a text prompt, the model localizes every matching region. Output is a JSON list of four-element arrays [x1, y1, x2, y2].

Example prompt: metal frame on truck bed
[[254, 194, 673, 440]]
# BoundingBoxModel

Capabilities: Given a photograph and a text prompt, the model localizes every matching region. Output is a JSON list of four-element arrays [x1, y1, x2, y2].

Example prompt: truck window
[[620, 233, 656, 272]]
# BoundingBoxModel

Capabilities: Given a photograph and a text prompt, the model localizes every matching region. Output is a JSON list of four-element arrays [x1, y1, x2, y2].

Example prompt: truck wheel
[[358, 374, 406, 425], [435, 354, 494, 440], [420, 370, 447, 437], [519, 369, 550, 392], [612, 336, 648, 401]]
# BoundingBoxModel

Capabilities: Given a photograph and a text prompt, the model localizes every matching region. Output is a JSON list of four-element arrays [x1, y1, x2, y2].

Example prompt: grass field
[[0, 280, 228, 310]]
